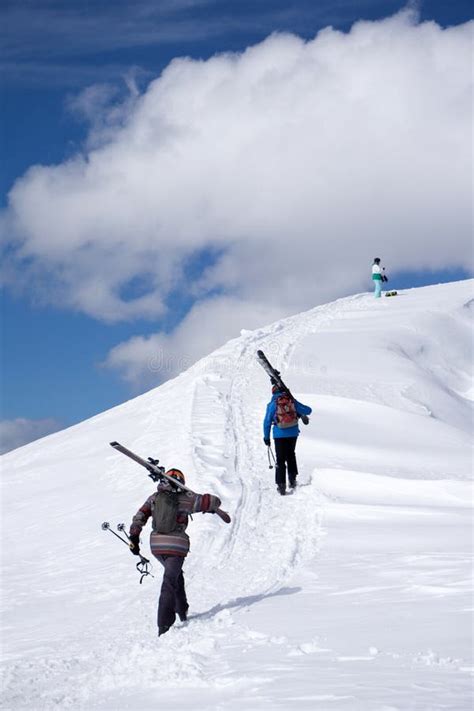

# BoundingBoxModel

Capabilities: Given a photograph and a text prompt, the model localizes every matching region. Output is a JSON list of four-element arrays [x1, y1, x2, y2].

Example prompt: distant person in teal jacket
[[263, 385, 312, 496], [372, 257, 387, 298]]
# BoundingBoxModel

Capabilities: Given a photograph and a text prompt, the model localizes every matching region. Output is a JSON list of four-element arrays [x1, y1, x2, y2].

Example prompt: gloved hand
[[263, 437, 271, 446], [202, 494, 222, 513], [209, 495, 222, 512], [129, 534, 140, 556]]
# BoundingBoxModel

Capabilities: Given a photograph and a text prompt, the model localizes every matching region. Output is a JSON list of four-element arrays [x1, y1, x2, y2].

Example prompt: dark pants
[[156, 555, 189, 630], [274, 436, 298, 489]]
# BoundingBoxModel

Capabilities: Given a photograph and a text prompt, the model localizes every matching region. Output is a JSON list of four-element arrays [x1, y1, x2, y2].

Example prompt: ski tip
[[110, 441, 119, 447], [217, 510, 232, 524], [257, 350, 264, 357]]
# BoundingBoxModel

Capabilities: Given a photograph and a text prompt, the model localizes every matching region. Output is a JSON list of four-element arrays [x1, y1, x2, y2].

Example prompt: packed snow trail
[[1, 280, 473, 710]]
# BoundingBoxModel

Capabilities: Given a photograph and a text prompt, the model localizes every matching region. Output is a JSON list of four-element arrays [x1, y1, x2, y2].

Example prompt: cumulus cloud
[[1, 11, 473, 379], [65, 71, 144, 149], [0, 418, 63, 454]]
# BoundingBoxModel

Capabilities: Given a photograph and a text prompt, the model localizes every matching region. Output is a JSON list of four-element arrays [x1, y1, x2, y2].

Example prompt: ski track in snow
[[1, 282, 473, 710], [187, 298, 338, 604]]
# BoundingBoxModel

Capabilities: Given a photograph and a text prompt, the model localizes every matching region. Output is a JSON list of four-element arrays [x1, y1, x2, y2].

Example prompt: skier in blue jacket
[[263, 385, 312, 495]]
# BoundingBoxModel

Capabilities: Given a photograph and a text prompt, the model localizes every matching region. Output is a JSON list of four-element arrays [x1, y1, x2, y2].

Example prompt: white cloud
[[2, 10, 473, 383], [104, 295, 285, 388], [0, 418, 62, 454], [65, 71, 143, 149]]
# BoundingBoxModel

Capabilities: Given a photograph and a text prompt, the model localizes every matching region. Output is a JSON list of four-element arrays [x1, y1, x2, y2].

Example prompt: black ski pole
[[101, 522, 154, 583], [269, 445, 276, 467], [102, 521, 130, 546], [114, 523, 153, 576], [267, 446, 273, 469], [267, 445, 276, 469], [117, 522, 131, 540]]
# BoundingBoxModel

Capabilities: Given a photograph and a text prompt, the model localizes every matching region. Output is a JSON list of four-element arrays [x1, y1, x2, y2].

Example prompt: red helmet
[[166, 468, 185, 485]]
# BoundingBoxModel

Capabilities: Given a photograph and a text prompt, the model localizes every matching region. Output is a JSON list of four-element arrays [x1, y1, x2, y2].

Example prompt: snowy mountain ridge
[[2, 280, 473, 710]]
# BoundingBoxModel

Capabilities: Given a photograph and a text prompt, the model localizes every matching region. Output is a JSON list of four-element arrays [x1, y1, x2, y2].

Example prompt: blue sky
[[1, 0, 472, 452]]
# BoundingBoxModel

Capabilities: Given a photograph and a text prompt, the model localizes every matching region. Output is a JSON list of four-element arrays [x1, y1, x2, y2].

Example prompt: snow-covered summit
[[2, 280, 473, 710]]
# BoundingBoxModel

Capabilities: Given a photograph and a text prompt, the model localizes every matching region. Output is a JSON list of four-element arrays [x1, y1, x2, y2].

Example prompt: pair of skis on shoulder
[[110, 441, 231, 523], [256, 350, 309, 425]]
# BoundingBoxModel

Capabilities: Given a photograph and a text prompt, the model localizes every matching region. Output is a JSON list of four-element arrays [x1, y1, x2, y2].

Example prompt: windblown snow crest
[[1, 280, 473, 710]]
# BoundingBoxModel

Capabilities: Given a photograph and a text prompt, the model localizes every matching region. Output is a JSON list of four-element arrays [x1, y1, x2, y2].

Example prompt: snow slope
[[1, 280, 473, 711]]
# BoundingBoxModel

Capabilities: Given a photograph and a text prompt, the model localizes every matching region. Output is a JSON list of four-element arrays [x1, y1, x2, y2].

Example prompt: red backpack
[[274, 394, 298, 428]]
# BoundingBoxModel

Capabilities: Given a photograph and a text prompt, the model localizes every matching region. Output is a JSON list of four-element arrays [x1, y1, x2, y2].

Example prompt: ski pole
[[266, 446, 273, 469], [101, 522, 154, 583], [114, 523, 154, 576], [117, 522, 131, 540], [267, 445, 276, 469], [117, 524, 152, 582], [270, 446, 276, 466], [102, 521, 130, 546]]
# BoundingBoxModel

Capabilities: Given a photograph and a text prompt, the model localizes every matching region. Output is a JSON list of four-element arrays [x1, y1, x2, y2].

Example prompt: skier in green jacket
[[372, 257, 386, 298]]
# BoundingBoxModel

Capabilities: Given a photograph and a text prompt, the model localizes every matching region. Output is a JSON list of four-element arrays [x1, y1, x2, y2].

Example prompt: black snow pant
[[156, 555, 189, 631], [274, 436, 298, 490]]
